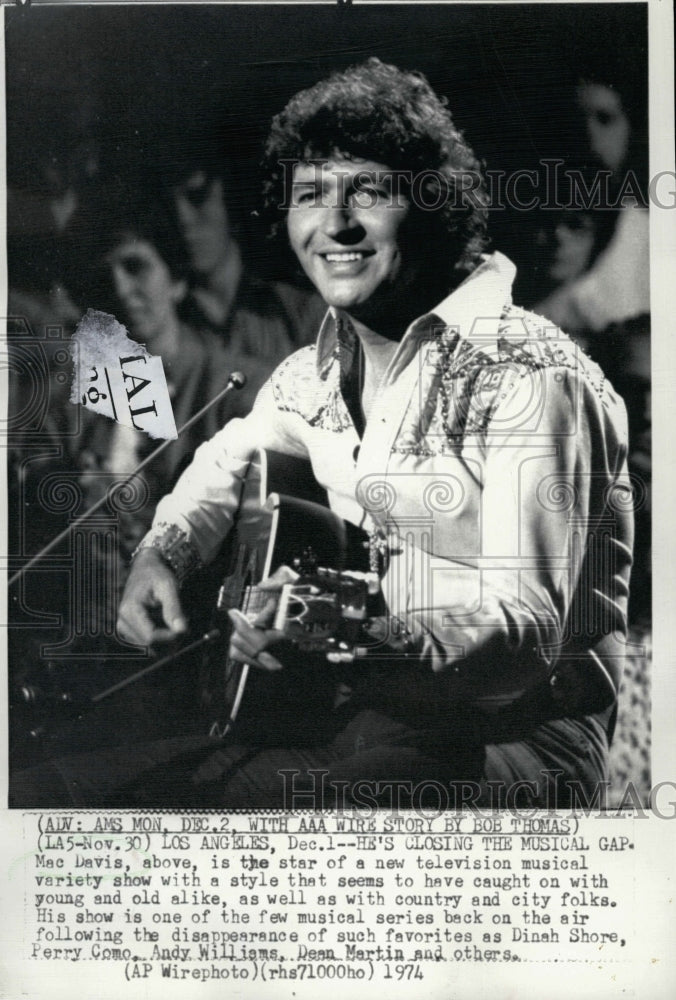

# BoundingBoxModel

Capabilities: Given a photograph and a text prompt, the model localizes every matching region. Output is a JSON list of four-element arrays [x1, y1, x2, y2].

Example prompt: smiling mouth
[[321, 251, 374, 263]]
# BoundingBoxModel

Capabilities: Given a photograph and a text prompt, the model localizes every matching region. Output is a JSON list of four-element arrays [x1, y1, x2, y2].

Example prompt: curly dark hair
[[261, 58, 489, 277], [98, 196, 190, 282], [79, 192, 191, 316]]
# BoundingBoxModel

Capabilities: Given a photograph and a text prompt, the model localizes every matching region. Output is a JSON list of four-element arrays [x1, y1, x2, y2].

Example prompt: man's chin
[[315, 287, 367, 314], [335, 285, 415, 325]]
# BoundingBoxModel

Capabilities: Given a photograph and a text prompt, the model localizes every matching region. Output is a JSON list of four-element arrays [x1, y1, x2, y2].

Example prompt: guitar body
[[198, 449, 369, 740]]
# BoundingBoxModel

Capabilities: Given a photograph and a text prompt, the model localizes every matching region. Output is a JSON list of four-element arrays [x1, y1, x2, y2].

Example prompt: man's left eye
[[293, 188, 320, 206], [352, 184, 389, 206]]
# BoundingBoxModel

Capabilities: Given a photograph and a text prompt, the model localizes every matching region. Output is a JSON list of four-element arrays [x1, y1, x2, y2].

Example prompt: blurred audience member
[[161, 153, 325, 350], [533, 203, 617, 345], [80, 197, 279, 556], [576, 79, 633, 178], [552, 76, 648, 337], [7, 109, 101, 333]]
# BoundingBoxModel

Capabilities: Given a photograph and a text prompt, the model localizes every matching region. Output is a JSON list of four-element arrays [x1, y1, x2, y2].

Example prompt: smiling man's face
[[286, 157, 419, 320]]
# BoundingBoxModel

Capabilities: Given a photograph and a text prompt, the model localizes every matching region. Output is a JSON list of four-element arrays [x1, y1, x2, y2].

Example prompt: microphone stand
[[8, 371, 247, 587], [20, 628, 222, 712], [91, 628, 221, 704], [11, 371, 246, 722]]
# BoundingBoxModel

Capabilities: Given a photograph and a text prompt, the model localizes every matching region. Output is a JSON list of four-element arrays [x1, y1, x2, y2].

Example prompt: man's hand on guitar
[[227, 565, 299, 672], [117, 549, 188, 646]]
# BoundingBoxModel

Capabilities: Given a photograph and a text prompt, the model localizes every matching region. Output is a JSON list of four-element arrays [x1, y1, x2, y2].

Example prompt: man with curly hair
[[13, 60, 633, 809]]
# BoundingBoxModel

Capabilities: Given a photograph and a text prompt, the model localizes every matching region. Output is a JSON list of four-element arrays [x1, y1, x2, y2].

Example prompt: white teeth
[[325, 252, 365, 262]]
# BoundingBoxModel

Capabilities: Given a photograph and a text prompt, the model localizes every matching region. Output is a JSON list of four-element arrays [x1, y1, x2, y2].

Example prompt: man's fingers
[[151, 623, 188, 645], [257, 565, 299, 590], [117, 608, 157, 647], [153, 577, 187, 635], [117, 608, 179, 648], [116, 612, 147, 646], [257, 651, 283, 671], [228, 608, 257, 635], [227, 609, 284, 670], [230, 611, 286, 651], [116, 549, 187, 647], [229, 635, 283, 671], [251, 596, 279, 629]]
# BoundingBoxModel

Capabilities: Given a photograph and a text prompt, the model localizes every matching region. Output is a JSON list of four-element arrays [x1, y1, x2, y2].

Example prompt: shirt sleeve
[[376, 364, 630, 707], [138, 378, 309, 573]]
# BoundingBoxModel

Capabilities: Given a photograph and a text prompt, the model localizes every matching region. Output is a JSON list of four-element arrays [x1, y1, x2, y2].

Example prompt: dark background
[[5, 2, 648, 284]]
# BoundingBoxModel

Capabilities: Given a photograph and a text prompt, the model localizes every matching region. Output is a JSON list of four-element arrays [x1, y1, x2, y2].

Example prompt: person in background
[[542, 74, 649, 339], [79, 196, 275, 558], [160, 148, 326, 353], [532, 173, 618, 348]]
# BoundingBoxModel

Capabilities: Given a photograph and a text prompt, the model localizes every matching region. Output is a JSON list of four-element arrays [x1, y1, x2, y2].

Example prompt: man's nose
[[322, 201, 365, 243]]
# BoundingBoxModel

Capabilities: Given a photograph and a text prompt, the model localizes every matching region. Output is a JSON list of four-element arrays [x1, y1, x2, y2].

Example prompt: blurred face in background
[[106, 237, 186, 344], [171, 170, 232, 277], [576, 82, 631, 175], [542, 211, 598, 285]]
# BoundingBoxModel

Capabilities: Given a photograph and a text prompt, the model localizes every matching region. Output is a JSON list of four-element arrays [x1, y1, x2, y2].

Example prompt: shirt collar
[[315, 252, 517, 380]]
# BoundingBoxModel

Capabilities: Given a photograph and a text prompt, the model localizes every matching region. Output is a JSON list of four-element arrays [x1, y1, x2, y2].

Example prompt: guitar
[[198, 449, 623, 742], [198, 449, 373, 740]]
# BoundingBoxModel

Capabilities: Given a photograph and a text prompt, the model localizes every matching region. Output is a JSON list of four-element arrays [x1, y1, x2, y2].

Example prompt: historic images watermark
[[277, 158, 673, 212], [278, 769, 676, 819]]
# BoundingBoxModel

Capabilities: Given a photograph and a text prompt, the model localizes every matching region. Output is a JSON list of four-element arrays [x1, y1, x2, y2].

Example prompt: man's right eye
[[293, 187, 320, 205]]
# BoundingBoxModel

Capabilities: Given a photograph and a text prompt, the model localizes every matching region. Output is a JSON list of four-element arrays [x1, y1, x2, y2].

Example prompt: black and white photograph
[[1, 1, 674, 997]]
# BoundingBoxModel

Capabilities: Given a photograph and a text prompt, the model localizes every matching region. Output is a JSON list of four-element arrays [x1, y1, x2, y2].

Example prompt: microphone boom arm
[[8, 371, 247, 587]]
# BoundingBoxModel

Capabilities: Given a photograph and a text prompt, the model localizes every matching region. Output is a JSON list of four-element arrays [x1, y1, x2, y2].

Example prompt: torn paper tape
[[70, 309, 178, 440]]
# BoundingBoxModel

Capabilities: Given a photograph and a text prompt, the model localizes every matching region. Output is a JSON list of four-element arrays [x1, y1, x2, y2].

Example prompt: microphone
[[8, 371, 248, 587], [228, 371, 247, 390]]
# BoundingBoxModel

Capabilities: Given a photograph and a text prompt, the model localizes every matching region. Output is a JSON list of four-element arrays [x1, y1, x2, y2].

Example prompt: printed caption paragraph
[[20, 810, 636, 985]]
